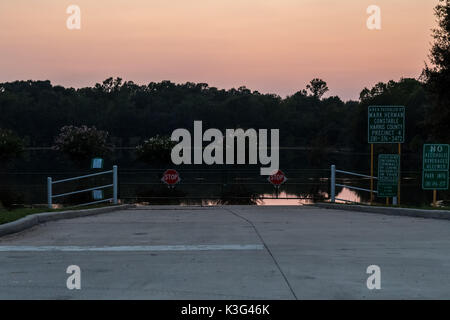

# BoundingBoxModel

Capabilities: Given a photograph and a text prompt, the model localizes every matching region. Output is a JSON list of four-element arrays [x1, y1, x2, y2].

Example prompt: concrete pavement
[[1, 205, 449, 299]]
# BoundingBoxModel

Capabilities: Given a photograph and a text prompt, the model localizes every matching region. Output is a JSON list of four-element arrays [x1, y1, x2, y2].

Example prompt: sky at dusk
[[0, 0, 438, 100]]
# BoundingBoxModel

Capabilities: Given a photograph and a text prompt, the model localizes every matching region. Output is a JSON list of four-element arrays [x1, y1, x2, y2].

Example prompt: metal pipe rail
[[47, 166, 118, 208], [51, 184, 114, 199], [52, 170, 113, 184], [335, 169, 378, 180], [330, 165, 397, 205]]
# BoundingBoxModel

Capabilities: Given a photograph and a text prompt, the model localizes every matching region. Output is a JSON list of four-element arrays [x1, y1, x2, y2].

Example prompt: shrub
[[54, 125, 111, 163], [0, 189, 24, 210], [0, 128, 23, 162], [136, 135, 175, 165]]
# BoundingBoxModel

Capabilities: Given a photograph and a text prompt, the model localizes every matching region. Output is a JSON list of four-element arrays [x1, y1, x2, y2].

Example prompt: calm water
[[0, 149, 446, 207]]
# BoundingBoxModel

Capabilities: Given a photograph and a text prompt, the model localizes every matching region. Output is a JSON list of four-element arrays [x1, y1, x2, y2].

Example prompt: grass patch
[[0, 204, 112, 225]]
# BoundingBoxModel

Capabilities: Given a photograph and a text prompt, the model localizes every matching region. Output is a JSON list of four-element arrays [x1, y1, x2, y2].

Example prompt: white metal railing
[[330, 165, 397, 205], [47, 166, 118, 208]]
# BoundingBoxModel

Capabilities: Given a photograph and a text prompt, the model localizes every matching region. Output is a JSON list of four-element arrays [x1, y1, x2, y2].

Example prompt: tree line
[[0, 77, 438, 152]]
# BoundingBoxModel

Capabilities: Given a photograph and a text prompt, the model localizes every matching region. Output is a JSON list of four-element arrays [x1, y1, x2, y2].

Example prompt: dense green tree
[[136, 135, 175, 165], [306, 78, 329, 99], [422, 0, 450, 142], [358, 78, 428, 151], [0, 76, 435, 166], [0, 128, 23, 161], [53, 125, 111, 164]]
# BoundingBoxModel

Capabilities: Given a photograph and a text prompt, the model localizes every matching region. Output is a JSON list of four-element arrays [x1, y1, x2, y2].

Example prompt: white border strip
[[0, 244, 264, 252]]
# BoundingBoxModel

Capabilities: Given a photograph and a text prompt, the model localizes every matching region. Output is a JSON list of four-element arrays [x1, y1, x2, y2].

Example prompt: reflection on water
[[258, 192, 314, 206], [257, 188, 361, 206], [335, 188, 362, 204], [179, 192, 318, 206]]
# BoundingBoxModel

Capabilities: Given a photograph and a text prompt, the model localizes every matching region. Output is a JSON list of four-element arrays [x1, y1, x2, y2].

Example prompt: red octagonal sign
[[268, 170, 287, 187], [161, 169, 181, 186]]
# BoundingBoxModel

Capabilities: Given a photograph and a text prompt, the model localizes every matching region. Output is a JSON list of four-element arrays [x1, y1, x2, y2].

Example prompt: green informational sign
[[368, 106, 405, 144], [377, 154, 399, 197], [378, 184, 397, 198], [423, 144, 449, 171], [422, 144, 449, 190], [422, 171, 448, 190], [91, 158, 104, 169]]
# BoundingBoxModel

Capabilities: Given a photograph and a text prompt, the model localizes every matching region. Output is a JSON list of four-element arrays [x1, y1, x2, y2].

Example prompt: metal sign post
[[398, 143, 401, 205], [370, 144, 374, 204], [433, 190, 437, 207]]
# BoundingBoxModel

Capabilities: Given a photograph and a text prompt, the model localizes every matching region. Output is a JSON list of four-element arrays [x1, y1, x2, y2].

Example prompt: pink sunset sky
[[0, 0, 438, 100]]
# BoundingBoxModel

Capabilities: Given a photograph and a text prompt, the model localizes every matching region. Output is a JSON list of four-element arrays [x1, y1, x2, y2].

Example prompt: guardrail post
[[113, 165, 118, 204], [331, 165, 336, 203], [47, 177, 52, 209]]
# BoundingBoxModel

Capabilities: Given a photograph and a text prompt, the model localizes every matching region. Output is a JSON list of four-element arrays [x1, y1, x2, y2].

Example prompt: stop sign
[[161, 169, 181, 186], [268, 170, 287, 186]]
